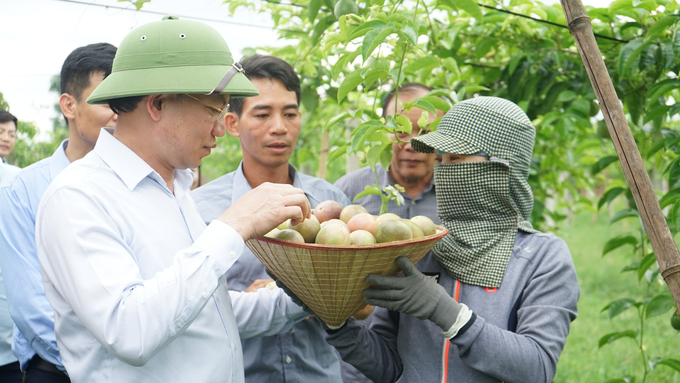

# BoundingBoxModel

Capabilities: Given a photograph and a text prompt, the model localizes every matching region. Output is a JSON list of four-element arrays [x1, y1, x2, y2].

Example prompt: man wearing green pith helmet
[[324, 97, 581, 382], [34, 16, 313, 383]]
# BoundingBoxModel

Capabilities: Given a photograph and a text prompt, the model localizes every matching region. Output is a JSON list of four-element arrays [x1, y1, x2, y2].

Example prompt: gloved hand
[[363, 256, 462, 332]]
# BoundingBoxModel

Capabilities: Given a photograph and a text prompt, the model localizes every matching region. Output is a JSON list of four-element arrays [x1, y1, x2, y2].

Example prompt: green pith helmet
[[87, 16, 258, 104]]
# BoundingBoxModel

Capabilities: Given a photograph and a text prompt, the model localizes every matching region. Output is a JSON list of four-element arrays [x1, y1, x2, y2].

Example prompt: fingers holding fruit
[[217, 182, 311, 240]]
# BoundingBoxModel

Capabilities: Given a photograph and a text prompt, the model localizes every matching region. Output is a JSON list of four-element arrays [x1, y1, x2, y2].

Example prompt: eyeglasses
[[184, 94, 229, 121]]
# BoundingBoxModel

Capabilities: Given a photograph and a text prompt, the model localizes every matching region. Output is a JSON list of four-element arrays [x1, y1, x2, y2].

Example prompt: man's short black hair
[[381, 83, 433, 118], [60, 43, 117, 102], [228, 55, 301, 117], [0, 109, 18, 129]]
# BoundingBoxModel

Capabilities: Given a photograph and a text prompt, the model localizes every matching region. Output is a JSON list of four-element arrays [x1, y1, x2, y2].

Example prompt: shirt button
[[285, 356, 292, 364], [291, 329, 295, 334], [230, 251, 237, 259], [202, 291, 209, 298], [233, 343, 238, 351]]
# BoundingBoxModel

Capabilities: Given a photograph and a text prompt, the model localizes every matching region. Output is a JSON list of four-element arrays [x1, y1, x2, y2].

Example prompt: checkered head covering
[[411, 97, 538, 287]]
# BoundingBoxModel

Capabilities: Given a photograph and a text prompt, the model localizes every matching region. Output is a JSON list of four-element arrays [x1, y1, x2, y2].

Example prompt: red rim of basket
[[253, 225, 449, 250]]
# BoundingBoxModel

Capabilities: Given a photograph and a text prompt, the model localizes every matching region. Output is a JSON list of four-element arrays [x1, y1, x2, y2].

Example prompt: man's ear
[[225, 112, 240, 138], [59, 94, 77, 121], [146, 94, 166, 122]]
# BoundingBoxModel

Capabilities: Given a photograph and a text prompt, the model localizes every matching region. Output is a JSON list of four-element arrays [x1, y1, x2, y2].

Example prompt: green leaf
[[618, 40, 644, 75], [411, 99, 437, 115], [323, 112, 352, 132], [346, 19, 387, 43], [417, 111, 429, 129], [327, 144, 348, 165], [668, 157, 680, 189], [602, 298, 637, 319], [591, 155, 619, 175], [394, 115, 412, 134], [602, 235, 638, 256], [558, 90, 577, 102], [366, 143, 391, 169], [610, 209, 639, 224], [351, 120, 383, 152], [622, 41, 652, 75], [637, 252, 657, 281], [645, 15, 680, 41], [571, 98, 591, 117], [308, 0, 322, 22], [354, 184, 382, 200], [659, 187, 680, 208], [380, 145, 392, 171], [362, 25, 395, 62], [656, 359, 680, 373], [452, 0, 483, 22], [332, 50, 360, 79], [646, 79, 680, 105], [645, 294, 675, 318], [609, 0, 633, 13], [406, 56, 440, 73], [442, 57, 460, 79], [598, 187, 625, 210], [337, 70, 365, 103], [399, 20, 418, 46], [311, 15, 336, 47], [647, 137, 667, 158], [421, 96, 451, 113], [669, 102, 680, 117], [598, 330, 637, 348], [643, 104, 671, 124]]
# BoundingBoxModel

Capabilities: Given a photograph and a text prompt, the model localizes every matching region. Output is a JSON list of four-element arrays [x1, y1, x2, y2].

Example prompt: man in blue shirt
[[191, 54, 349, 383], [0, 43, 118, 383], [0, 109, 22, 382]]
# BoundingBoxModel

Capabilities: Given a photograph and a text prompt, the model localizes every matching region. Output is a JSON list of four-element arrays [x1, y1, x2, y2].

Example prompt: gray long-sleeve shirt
[[326, 230, 579, 383]]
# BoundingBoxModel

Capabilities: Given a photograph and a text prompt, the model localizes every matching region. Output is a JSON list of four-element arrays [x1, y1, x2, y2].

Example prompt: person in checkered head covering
[[411, 96, 539, 288], [325, 96, 579, 383]]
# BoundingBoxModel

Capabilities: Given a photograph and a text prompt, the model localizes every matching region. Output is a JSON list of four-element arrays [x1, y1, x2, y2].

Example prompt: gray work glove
[[363, 256, 462, 332]]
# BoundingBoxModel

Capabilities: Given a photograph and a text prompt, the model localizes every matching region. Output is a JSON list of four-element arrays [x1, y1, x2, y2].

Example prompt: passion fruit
[[334, 0, 358, 19]]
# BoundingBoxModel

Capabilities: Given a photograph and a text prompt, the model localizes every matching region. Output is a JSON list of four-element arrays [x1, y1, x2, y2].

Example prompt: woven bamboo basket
[[246, 226, 448, 328]]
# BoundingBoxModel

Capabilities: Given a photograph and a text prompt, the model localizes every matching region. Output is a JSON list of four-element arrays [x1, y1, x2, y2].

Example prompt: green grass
[[554, 211, 680, 382]]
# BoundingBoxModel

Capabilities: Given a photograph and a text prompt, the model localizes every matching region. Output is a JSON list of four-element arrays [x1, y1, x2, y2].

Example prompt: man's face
[[0, 120, 17, 158], [226, 78, 301, 170], [70, 72, 118, 146], [158, 93, 230, 170], [386, 90, 441, 183]]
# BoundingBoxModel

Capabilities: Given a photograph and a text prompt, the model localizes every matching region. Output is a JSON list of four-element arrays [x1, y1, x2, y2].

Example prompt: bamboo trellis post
[[559, 0, 680, 312]]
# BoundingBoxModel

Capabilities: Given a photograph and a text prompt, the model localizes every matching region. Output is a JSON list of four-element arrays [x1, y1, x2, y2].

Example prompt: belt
[[28, 355, 67, 377]]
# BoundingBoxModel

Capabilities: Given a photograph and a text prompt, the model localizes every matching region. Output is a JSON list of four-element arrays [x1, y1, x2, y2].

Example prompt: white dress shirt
[[35, 129, 307, 383]]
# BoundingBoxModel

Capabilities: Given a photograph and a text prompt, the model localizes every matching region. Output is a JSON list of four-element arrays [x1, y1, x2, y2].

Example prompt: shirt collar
[[50, 139, 72, 180], [94, 128, 156, 191]]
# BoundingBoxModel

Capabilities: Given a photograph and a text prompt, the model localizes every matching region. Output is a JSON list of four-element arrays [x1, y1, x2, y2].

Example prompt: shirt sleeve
[[0, 184, 63, 368], [451, 236, 579, 383], [326, 311, 403, 383], [36, 185, 245, 367], [229, 288, 308, 339]]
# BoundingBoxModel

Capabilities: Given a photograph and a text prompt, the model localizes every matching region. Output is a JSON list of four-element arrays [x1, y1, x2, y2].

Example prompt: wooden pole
[[560, 0, 680, 312]]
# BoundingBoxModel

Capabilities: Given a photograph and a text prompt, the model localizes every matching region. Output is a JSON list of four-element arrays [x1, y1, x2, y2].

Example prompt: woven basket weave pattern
[[246, 227, 448, 328]]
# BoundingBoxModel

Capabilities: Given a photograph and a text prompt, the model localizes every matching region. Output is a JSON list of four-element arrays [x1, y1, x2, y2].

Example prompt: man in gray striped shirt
[[334, 83, 442, 225]]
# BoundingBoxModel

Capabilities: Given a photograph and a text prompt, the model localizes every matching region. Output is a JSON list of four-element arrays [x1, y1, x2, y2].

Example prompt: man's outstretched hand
[[217, 182, 311, 240]]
